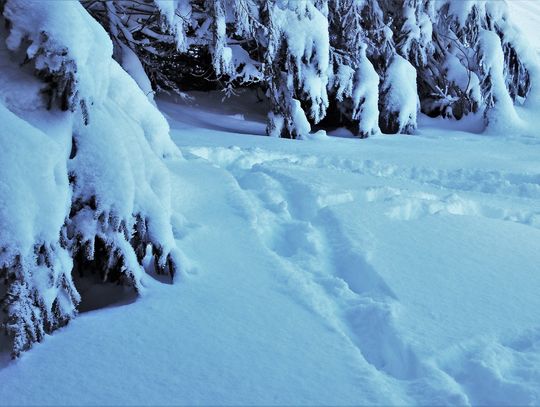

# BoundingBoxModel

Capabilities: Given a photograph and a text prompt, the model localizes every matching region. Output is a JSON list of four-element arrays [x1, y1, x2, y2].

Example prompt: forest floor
[[1, 2, 540, 405]]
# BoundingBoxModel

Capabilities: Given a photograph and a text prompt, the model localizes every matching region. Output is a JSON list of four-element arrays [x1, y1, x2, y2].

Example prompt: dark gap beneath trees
[[73, 271, 137, 313], [0, 281, 10, 367], [71, 237, 138, 313]]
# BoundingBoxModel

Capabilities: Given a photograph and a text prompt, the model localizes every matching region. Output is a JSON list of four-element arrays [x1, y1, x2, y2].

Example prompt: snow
[[510, 1, 540, 55], [1, 0, 540, 405], [3, 81, 540, 403]]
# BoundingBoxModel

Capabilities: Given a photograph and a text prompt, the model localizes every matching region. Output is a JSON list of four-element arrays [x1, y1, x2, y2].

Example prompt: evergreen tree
[[326, 0, 386, 137], [1, 0, 181, 357], [262, 0, 330, 138], [81, 0, 533, 137]]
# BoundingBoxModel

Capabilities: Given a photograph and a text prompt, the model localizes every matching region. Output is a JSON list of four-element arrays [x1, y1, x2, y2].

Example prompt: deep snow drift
[[0, 1, 540, 405]]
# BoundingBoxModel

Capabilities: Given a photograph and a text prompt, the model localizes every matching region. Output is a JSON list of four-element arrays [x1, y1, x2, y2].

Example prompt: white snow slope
[[1, 2, 540, 406]]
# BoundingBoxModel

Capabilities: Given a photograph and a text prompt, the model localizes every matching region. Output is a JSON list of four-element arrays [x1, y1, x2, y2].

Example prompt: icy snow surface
[[1, 2, 540, 405]]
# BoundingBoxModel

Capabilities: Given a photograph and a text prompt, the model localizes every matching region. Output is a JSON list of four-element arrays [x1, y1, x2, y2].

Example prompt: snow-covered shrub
[[263, 0, 330, 138], [0, 0, 182, 357], [379, 55, 420, 134]]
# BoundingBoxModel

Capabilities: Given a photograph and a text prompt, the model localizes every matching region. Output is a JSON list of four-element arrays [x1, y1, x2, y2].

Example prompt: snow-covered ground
[[2, 89, 540, 404], [1, 2, 540, 406]]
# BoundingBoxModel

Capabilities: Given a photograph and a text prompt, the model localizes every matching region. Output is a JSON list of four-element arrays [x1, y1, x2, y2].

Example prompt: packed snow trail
[[0, 145, 403, 405], [162, 90, 540, 403]]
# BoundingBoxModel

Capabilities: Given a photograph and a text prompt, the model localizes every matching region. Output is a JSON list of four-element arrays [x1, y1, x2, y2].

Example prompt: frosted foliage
[[70, 61, 182, 286], [154, 0, 192, 51], [210, 0, 234, 76], [436, 0, 527, 126], [333, 64, 354, 103], [154, 0, 179, 25], [231, 0, 254, 37], [0, 0, 81, 355], [0, 102, 79, 357], [444, 53, 481, 104], [398, 0, 433, 65], [330, 45, 380, 137], [175, 0, 192, 51], [1, 0, 182, 357], [442, 0, 508, 28]]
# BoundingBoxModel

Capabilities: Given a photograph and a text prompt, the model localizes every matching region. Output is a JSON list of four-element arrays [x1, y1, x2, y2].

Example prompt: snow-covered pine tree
[[327, 0, 387, 137], [416, 0, 530, 122], [0, 0, 182, 357], [0, 0, 536, 358], [262, 0, 330, 138]]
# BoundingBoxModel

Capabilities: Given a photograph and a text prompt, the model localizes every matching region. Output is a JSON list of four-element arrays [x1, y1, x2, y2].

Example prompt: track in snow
[[180, 140, 540, 404]]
